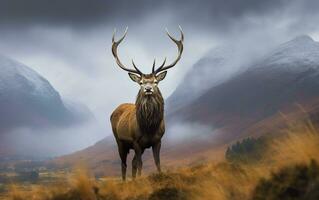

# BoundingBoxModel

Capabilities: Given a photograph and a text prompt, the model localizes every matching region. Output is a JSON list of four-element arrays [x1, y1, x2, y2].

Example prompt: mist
[[166, 122, 215, 142], [2, 120, 106, 157]]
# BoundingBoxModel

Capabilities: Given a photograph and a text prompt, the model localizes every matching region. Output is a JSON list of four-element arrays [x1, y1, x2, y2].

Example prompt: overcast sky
[[1, 0, 319, 155]]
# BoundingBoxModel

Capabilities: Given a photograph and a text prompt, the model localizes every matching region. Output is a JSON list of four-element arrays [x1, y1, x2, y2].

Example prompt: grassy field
[[2, 120, 319, 200]]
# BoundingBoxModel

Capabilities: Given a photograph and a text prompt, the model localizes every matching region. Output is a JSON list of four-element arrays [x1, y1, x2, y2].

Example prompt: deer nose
[[145, 86, 152, 91], [144, 85, 153, 93]]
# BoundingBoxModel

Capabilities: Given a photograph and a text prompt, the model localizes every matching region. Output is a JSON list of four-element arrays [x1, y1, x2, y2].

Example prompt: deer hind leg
[[118, 142, 128, 181]]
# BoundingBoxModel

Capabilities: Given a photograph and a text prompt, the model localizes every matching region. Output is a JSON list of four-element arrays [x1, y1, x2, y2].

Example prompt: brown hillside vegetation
[[5, 120, 319, 200]]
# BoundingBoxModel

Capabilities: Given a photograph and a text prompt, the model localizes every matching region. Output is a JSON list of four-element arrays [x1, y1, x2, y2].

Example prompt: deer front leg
[[137, 149, 145, 176], [118, 143, 128, 181], [132, 154, 138, 178], [152, 141, 162, 173], [132, 142, 143, 179]]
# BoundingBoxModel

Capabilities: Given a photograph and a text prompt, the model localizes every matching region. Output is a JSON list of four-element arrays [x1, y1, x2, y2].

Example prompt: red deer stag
[[110, 27, 184, 181]]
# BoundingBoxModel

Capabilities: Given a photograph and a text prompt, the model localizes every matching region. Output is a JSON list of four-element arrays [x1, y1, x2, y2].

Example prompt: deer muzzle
[[144, 84, 154, 95]]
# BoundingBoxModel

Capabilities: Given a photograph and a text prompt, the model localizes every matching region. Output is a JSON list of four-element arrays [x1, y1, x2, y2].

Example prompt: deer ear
[[156, 71, 167, 82], [128, 73, 141, 83]]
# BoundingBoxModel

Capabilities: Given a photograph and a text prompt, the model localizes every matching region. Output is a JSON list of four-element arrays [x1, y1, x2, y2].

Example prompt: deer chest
[[138, 133, 162, 148]]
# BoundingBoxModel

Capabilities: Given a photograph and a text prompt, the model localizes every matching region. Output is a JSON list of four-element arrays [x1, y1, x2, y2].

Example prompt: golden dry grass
[[5, 121, 319, 200]]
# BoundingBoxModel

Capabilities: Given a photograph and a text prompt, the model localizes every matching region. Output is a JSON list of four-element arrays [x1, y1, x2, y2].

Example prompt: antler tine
[[153, 59, 156, 68], [154, 26, 184, 74], [132, 60, 142, 74], [159, 57, 167, 68], [112, 27, 127, 43], [152, 59, 156, 73], [111, 27, 142, 75], [152, 57, 167, 74]]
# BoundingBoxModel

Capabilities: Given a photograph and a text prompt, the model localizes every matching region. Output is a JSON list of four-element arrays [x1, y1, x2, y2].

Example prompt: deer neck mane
[[135, 89, 164, 134]]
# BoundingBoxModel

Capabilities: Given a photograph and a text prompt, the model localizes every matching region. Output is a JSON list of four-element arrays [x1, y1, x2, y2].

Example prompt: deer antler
[[112, 27, 143, 75], [153, 26, 184, 74]]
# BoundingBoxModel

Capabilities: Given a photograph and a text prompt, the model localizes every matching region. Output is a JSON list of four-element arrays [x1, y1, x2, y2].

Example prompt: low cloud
[[3, 120, 107, 157], [166, 121, 215, 142]]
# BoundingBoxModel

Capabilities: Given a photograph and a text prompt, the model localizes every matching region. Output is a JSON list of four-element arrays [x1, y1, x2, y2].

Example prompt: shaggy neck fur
[[135, 88, 164, 134]]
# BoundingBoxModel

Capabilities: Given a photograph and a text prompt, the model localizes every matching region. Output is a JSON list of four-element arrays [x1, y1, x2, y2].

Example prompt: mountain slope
[[166, 46, 247, 113], [0, 54, 89, 131], [168, 35, 319, 141]]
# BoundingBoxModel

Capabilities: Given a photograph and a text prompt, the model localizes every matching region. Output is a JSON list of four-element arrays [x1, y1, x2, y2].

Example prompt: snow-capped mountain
[[262, 35, 319, 71], [0, 54, 59, 98], [166, 46, 241, 113], [0, 54, 91, 131]]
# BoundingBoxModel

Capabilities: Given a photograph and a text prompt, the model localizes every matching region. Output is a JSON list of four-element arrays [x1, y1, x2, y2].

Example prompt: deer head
[[111, 27, 184, 96]]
